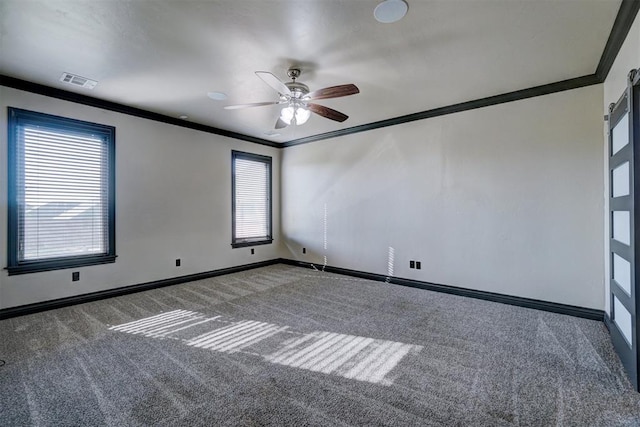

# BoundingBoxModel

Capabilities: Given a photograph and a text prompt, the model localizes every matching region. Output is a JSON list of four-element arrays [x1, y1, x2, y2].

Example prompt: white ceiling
[[0, 0, 621, 144]]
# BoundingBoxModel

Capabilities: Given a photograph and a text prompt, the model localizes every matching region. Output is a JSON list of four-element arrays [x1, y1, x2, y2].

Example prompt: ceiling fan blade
[[255, 71, 292, 96], [306, 84, 359, 101], [224, 101, 283, 110], [307, 103, 349, 122], [275, 118, 288, 129]]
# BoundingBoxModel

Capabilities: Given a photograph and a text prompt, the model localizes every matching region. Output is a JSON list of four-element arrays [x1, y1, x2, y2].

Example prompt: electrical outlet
[[175, 259, 181, 267], [251, 248, 255, 255], [303, 247, 306, 254], [72, 272, 79, 281], [409, 261, 415, 269], [416, 261, 421, 270]]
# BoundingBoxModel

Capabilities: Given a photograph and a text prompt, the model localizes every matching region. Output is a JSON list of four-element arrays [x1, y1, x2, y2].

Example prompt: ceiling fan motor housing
[[287, 68, 301, 79], [285, 81, 309, 99]]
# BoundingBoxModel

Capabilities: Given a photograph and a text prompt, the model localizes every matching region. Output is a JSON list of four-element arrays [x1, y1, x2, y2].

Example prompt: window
[[232, 151, 272, 248], [7, 108, 116, 275]]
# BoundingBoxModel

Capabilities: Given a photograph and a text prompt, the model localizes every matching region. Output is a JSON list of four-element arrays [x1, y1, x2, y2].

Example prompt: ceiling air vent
[[59, 72, 97, 89]]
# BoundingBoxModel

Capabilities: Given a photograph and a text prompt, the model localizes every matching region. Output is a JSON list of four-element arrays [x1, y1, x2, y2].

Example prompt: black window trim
[[6, 107, 116, 275], [231, 150, 273, 248]]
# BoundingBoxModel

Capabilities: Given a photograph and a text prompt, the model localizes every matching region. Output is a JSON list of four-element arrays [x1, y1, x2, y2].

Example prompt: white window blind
[[16, 125, 109, 261], [233, 152, 271, 245]]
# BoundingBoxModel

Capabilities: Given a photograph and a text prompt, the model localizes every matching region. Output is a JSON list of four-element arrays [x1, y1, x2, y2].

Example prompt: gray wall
[[281, 85, 604, 309], [603, 13, 640, 315], [0, 54, 616, 312], [0, 86, 284, 309]]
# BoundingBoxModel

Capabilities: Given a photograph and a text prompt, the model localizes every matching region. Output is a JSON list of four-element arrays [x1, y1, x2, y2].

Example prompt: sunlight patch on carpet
[[108, 309, 421, 385]]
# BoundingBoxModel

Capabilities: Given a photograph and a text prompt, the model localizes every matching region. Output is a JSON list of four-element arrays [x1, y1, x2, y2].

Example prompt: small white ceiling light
[[374, 0, 408, 24], [179, 115, 188, 119], [207, 91, 228, 101]]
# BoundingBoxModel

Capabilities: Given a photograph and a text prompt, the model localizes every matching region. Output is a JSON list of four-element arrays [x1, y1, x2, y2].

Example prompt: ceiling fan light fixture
[[374, 0, 408, 24], [280, 105, 311, 126], [227, 70, 358, 128]]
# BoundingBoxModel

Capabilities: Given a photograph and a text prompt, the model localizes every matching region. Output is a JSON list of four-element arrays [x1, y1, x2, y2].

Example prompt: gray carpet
[[1, 264, 639, 426]]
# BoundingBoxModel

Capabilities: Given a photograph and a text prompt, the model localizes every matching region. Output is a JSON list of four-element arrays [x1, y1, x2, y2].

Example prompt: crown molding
[[283, 74, 601, 147], [0, 75, 279, 148], [596, 0, 640, 81]]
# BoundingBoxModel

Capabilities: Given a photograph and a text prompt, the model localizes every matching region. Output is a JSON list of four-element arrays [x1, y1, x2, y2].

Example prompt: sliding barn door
[[608, 68, 640, 391]]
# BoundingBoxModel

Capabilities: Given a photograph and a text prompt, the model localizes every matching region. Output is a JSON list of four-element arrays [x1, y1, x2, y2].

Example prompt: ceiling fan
[[224, 69, 359, 129]]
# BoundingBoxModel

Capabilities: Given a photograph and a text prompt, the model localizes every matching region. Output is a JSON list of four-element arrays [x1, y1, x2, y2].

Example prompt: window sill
[[6, 255, 117, 276], [231, 239, 273, 249]]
